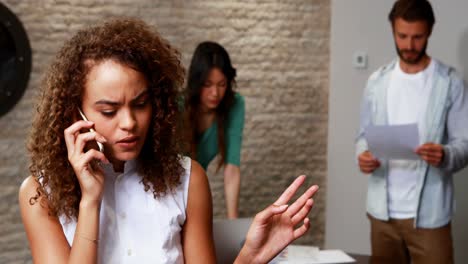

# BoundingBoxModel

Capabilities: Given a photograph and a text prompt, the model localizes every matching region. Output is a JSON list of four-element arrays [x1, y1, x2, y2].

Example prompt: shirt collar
[[101, 159, 137, 176]]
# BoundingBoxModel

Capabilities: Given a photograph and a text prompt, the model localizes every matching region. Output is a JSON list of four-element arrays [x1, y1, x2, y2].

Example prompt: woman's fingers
[[290, 198, 314, 226], [65, 120, 107, 167], [273, 175, 306, 206], [285, 185, 318, 218], [80, 149, 109, 167], [293, 218, 311, 240], [73, 149, 108, 182], [64, 120, 95, 157], [254, 204, 289, 224], [75, 130, 107, 154]]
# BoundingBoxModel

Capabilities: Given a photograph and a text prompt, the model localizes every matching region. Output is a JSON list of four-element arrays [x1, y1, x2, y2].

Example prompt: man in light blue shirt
[[356, 1, 468, 263]]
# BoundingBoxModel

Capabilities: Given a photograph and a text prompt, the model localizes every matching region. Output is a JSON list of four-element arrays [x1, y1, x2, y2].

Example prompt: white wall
[[326, 1, 468, 262]]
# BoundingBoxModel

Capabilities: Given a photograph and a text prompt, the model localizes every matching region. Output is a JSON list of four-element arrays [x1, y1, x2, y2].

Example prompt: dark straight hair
[[184, 41, 237, 170]]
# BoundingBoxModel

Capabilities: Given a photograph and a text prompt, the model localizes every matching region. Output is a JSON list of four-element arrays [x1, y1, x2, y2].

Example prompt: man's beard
[[395, 41, 428, 65]]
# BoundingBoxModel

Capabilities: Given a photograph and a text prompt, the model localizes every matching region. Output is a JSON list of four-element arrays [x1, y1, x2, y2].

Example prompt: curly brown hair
[[27, 18, 185, 220]]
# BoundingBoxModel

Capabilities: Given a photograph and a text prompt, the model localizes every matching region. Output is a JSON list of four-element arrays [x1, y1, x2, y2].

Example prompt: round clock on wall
[[0, 3, 32, 117]]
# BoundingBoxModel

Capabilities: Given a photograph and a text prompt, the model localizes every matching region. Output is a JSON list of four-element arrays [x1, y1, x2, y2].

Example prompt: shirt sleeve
[[355, 75, 375, 160], [225, 93, 245, 167], [439, 74, 468, 173]]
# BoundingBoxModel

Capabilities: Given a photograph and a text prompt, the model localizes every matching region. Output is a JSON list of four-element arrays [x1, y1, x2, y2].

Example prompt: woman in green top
[[184, 41, 245, 218]]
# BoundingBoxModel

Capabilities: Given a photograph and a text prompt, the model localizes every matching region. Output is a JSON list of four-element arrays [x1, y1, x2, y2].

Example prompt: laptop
[[212, 218, 253, 264]]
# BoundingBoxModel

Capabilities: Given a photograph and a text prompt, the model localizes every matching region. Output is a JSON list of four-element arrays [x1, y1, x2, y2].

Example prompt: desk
[[272, 246, 394, 264], [348, 253, 394, 264], [349, 253, 371, 263]]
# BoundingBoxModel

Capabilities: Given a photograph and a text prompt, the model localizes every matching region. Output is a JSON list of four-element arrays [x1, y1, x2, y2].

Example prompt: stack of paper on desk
[[272, 245, 355, 264]]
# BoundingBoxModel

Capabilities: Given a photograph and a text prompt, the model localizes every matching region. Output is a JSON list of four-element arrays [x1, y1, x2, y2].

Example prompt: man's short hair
[[388, 0, 435, 31]]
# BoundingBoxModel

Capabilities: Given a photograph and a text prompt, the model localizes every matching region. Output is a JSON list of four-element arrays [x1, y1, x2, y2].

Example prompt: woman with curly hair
[[19, 18, 318, 264], [184, 42, 244, 219]]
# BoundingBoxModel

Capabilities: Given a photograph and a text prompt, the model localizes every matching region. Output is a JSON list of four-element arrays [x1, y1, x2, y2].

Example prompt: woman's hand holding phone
[[78, 108, 104, 153], [64, 118, 109, 205]]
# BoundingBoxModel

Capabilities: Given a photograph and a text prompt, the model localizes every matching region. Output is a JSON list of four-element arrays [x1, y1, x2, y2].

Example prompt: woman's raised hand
[[235, 175, 319, 264], [64, 120, 109, 204]]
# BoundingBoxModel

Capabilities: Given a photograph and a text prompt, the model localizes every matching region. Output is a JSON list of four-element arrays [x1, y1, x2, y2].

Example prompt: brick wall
[[0, 1, 330, 262]]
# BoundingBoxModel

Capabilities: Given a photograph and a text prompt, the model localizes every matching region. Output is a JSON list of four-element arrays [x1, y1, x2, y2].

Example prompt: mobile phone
[[78, 108, 105, 153]]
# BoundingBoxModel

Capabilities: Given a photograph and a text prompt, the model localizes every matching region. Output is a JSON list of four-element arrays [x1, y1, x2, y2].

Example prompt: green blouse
[[197, 93, 245, 170]]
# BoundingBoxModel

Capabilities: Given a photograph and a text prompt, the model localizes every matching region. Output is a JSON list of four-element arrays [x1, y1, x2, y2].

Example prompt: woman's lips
[[116, 136, 139, 148]]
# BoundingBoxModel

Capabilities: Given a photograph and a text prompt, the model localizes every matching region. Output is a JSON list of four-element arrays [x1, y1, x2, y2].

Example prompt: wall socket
[[352, 51, 368, 69]]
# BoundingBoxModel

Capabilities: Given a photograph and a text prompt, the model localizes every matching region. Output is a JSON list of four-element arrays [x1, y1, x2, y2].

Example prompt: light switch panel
[[353, 51, 368, 69]]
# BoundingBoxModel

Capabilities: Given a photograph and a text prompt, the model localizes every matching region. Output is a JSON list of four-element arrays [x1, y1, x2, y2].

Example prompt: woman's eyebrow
[[94, 99, 120, 106], [94, 90, 149, 106], [131, 90, 149, 102]]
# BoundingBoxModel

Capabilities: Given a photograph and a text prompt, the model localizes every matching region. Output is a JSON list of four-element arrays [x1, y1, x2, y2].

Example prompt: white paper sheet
[[272, 246, 355, 264], [313, 250, 355, 263], [365, 124, 420, 160]]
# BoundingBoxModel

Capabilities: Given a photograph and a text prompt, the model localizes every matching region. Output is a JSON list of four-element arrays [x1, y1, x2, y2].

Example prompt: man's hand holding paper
[[362, 123, 445, 168], [415, 143, 445, 167]]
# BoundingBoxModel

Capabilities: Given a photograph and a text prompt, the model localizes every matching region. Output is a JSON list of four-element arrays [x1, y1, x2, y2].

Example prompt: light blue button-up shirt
[[356, 59, 468, 228]]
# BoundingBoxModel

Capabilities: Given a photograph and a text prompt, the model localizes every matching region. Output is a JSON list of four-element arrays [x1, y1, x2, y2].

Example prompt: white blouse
[[59, 157, 191, 264]]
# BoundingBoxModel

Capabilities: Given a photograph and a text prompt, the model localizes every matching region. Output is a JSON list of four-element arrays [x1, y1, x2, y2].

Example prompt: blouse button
[[116, 174, 123, 182], [127, 248, 132, 256]]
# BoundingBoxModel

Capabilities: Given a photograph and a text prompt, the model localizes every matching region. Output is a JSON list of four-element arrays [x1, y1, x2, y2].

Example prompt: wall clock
[[0, 3, 31, 117]]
